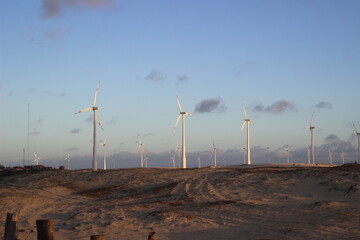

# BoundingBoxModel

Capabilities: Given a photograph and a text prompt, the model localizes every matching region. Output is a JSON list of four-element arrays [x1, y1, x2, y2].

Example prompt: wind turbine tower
[[305, 116, 315, 164], [174, 94, 191, 169], [241, 106, 252, 165], [64, 153, 70, 170], [352, 122, 360, 164], [100, 139, 107, 170], [137, 136, 145, 168], [328, 149, 333, 165], [75, 84, 104, 171], [212, 140, 217, 167]]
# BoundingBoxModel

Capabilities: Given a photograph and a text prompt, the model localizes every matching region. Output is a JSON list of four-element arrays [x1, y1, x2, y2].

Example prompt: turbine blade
[[93, 83, 99, 107], [352, 121, 358, 133], [75, 107, 92, 114], [310, 112, 314, 126], [243, 105, 247, 119], [104, 138, 107, 145], [176, 94, 183, 112], [138, 136, 142, 145], [240, 121, 246, 134], [173, 115, 181, 132], [98, 121, 104, 131]]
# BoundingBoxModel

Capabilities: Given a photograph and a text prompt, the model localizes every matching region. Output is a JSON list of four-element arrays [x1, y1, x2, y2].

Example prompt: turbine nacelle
[[181, 112, 191, 115]]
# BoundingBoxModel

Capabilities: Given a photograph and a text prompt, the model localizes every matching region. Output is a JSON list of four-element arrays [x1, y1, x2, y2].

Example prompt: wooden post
[[36, 220, 54, 240], [90, 235, 104, 240], [4, 213, 17, 240], [148, 231, 155, 240]]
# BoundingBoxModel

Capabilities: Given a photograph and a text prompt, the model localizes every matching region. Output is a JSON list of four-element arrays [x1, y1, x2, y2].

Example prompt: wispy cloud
[[41, 0, 117, 19], [194, 97, 227, 113], [253, 100, 296, 114], [107, 116, 119, 125], [145, 70, 167, 82], [176, 74, 188, 84], [144, 133, 155, 137], [43, 27, 71, 42], [70, 128, 81, 134], [315, 101, 333, 109]]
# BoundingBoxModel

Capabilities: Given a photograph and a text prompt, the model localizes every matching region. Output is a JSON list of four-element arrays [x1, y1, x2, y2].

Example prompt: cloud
[[315, 101, 333, 109], [144, 133, 155, 137], [41, 0, 117, 19], [85, 115, 93, 122], [253, 100, 296, 114], [70, 128, 81, 134], [107, 116, 119, 125], [67, 147, 79, 152], [325, 134, 339, 143], [145, 70, 167, 82], [194, 97, 227, 113], [30, 131, 41, 136], [43, 27, 71, 42], [176, 75, 188, 84]]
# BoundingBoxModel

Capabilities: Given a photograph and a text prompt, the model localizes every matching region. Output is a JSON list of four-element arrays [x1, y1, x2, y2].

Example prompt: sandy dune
[[1, 164, 359, 240]]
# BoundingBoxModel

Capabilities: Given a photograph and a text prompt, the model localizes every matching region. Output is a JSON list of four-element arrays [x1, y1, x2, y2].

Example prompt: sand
[[0, 164, 359, 240]]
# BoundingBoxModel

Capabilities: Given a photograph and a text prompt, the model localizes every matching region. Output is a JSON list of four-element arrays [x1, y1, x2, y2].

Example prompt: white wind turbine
[[176, 143, 181, 168], [328, 149, 333, 165], [241, 106, 252, 165], [197, 156, 201, 168], [75, 84, 104, 171], [352, 121, 360, 163], [64, 153, 70, 170], [100, 139, 107, 170], [304, 115, 315, 164], [212, 140, 217, 167], [171, 151, 176, 168], [173, 94, 191, 169], [34, 152, 42, 165], [137, 136, 145, 168]]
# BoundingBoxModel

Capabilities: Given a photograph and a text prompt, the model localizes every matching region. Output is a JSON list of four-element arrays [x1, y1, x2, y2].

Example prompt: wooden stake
[[4, 213, 17, 240], [36, 220, 54, 240], [148, 231, 156, 240]]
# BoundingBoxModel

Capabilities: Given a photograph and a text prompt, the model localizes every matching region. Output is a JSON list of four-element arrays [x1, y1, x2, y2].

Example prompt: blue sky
[[1, 0, 360, 168]]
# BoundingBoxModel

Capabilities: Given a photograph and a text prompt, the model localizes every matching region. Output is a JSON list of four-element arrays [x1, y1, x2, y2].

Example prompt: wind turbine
[[34, 152, 42, 165], [304, 115, 315, 164], [137, 136, 145, 168], [284, 147, 290, 164], [64, 153, 70, 170], [176, 143, 181, 168], [75, 84, 104, 171], [173, 94, 191, 169], [212, 140, 217, 167], [171, 152, 176, 168], [352, 121, 360, 163], [197, 156, 201, 168], [241, 106, 252, 165], [100, 139, 107, 170], [328, 149, 333, 165]]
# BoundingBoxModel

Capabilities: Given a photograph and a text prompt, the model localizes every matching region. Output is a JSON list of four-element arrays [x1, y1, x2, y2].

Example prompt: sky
[[1, 0, 360, 169]]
